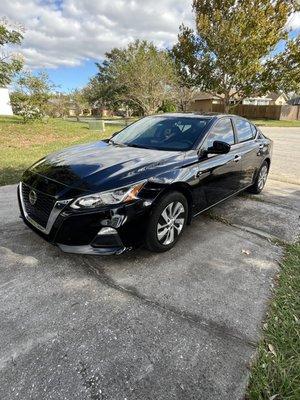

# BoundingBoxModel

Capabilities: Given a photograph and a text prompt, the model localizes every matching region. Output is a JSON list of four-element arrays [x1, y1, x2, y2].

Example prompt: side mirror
[[207, 140, 231, 155]]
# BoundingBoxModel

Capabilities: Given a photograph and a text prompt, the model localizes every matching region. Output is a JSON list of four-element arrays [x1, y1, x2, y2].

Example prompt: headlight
[[70, 181, 145, 209]]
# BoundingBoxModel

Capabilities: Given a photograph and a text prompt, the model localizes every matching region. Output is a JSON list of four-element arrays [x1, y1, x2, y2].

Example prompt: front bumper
[[58, 244, 127, 256], [18, 184, 150, 255]]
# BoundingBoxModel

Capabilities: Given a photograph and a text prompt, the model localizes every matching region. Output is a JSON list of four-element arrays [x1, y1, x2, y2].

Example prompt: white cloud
[[2, 1, 298, 70], [0, 0, 194, 68], [287, 11, 300, 30]]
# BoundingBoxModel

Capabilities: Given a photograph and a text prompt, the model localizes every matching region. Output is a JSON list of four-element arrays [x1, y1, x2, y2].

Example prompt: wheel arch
[[253, 156, 271, 182], [264, 157, 271, 171], [153, 182, 194, 225]]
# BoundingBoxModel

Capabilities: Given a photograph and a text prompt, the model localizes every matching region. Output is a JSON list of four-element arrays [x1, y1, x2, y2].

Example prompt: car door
[[192, 117, 243, 213], [232, 117, 262, 188]]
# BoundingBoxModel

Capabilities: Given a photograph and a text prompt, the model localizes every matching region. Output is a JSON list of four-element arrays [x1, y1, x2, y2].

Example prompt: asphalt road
[[261, 127, 300, 185], [0, 127, 299, 400]]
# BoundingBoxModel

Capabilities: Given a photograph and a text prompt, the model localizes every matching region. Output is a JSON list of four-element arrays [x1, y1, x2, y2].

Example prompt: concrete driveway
[[0, 127, 299, 400]]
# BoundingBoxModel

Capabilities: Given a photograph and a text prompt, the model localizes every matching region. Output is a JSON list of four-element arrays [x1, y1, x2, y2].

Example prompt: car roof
[[152, 112, 240, 120]]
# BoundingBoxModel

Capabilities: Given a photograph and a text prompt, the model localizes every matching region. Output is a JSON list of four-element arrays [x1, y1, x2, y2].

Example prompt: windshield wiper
[[109, 139, 125, 146], [125, 143, 151, 149]]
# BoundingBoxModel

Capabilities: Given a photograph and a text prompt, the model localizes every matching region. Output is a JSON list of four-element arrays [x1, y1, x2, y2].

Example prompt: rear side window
[[256, 129, 264, 139], [235, 118, 254, 142], [250, 124, 257, 137], [205, 118, 235, 148]]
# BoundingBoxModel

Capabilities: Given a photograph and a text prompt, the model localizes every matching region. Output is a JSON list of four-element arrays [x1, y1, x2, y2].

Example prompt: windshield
[[112, 116, 210, 151]]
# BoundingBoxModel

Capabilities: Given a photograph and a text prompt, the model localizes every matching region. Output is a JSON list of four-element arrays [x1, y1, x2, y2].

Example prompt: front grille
[[21, 183, 56, 228]]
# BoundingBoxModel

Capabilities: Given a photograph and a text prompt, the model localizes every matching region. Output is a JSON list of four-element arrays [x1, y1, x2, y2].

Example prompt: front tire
[[248, 161, 269, 194], [145, 191, 188, 252]]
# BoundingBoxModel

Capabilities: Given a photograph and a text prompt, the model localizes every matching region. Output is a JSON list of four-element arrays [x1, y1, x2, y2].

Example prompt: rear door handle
[[234, 155, 241, 162]]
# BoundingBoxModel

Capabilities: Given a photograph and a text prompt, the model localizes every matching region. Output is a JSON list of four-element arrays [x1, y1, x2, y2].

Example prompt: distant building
[[91, 106, 112, 117], [242, 96, 272, 106], [189, 92, 222, 112], [268, 92, 288, 105], [242, 92, 288, 106], [0, 87, 13, 115], [190, 91, 289, 112]]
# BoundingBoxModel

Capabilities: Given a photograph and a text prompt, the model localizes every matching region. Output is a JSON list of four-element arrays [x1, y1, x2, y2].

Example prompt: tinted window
[[205, 118, 235, 148], [256, 130, 264, 139], [250, 124, 257, 137], [235, 118, 254, 142], [113, 116, 210, 151]]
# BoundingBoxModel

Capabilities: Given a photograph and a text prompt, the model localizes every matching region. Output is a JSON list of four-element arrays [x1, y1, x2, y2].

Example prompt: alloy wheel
[[258, 165, 268, 190], [156, 201, 185, 245]]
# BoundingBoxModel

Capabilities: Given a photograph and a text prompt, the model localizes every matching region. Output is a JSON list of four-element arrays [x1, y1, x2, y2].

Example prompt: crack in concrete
[[231, 224, 285, 243], [242, 194, 299, 212], [207, 212, 287, 244], [82, 258, 257, 349]]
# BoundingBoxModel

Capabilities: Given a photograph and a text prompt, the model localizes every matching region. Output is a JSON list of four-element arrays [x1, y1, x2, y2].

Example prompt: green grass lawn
[[247, 242, 300, 400], [0, 116, 119, 186], [251, 119, 300, 127]]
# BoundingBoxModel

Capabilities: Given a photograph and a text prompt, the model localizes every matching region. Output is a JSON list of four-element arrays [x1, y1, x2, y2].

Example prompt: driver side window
[[204, 118, 235, 149]]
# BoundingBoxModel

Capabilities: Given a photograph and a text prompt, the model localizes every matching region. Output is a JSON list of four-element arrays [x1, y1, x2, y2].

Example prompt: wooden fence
[[211, 104, 300, 120]]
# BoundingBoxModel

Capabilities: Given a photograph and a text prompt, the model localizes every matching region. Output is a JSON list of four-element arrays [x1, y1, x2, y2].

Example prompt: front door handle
[[234, 155, 241, 162]]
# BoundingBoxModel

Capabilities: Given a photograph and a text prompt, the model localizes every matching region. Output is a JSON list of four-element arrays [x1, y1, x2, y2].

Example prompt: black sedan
[[18, 113, 272, 255]]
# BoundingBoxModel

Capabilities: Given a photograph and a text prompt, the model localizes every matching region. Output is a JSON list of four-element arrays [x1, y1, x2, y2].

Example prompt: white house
[[242, 96, 272, 106], [0, 87, 13, 115], [242, 93, 288, 106]]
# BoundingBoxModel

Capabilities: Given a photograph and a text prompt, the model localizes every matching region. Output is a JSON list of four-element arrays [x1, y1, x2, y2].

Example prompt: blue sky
[[44, 60, 98, 91], [2, 0, 299, 91]]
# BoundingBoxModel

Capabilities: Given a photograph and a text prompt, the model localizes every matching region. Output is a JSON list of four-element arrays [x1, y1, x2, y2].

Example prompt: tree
[[69, 89, 89, 121], [158, 99, 177, 113], [82, 76, 117, 113], [46, 93, 71, 118], [89, 40, 178, 115], [11, 71, 54, 122], [83, 76, 143, 116], [174, 85, 197, 112], [261, 36, 300, 94], [0, 18, 24, 87], [172, 1, 300, 112]]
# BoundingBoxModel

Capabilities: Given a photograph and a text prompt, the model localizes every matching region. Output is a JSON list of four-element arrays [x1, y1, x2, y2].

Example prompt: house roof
[[268, 92, 288, 101], [193, 92, 220, 101]]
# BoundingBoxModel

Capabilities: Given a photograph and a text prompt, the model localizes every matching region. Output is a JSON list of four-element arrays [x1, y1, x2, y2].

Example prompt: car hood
[[28, 140, 185, 192]]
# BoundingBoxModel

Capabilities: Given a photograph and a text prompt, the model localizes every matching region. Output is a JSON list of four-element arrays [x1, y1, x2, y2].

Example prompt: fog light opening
[[97, 227, 118, 235]]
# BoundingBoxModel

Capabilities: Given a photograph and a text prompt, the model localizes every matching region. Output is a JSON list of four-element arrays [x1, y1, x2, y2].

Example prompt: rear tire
[[145, 191, 188, 252], [247, 161, 269, 194]]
